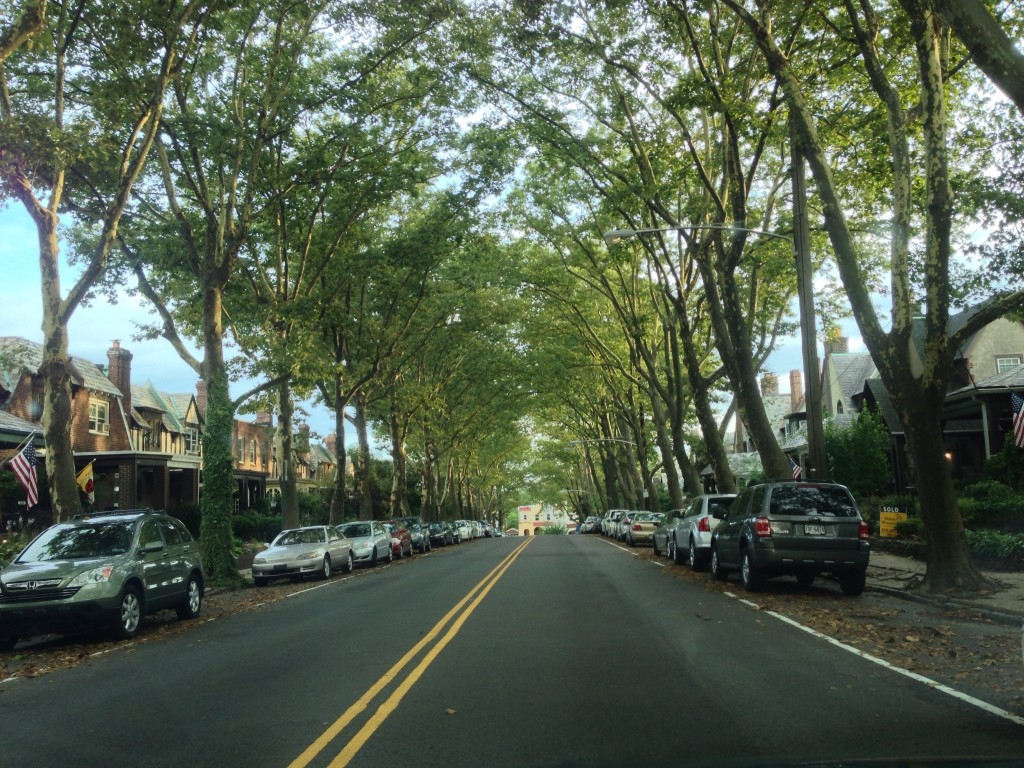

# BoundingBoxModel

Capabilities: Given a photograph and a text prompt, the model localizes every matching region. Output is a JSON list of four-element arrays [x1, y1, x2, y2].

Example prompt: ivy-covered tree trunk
[[355, 391, 374, 521], [327, 387, 347, 526], [199, 362, 238, 583], [388, 402, 412, 518], [277, 380, 299, 529]]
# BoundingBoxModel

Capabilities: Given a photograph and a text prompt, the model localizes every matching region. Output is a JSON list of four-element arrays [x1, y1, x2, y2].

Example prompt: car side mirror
[[140, 541, 165, 554]]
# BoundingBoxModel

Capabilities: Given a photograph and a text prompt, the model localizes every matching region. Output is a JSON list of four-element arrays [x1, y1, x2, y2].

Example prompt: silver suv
[[0, 510, 205, 649], [709, 480, 870, 595]]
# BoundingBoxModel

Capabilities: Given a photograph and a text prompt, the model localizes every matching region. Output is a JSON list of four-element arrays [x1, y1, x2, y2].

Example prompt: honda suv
[[709, 480, 870, 595], [0, 510, 205, 649]]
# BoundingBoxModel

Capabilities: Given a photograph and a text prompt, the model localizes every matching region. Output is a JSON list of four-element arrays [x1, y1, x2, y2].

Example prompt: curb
[[867, 584, 1024, 627]]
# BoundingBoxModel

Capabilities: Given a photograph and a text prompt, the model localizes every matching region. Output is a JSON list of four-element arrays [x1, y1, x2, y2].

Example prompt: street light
[[602, 214, 827, 480]]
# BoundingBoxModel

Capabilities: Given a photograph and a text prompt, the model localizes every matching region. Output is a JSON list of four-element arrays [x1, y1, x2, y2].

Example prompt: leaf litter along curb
[[638, 548, 1024, 718]]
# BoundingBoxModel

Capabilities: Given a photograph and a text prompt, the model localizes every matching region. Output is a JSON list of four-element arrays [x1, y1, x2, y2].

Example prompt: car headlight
[[297, 550, 324, 561], [353, 543, 371, 553], [252, 556, 266, 565], [69, 565, 115, 587]]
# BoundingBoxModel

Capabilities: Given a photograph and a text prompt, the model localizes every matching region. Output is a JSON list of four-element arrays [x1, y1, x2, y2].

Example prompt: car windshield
[[341, 524, 370, 538], [769, 485, 859, 518], [275, 528, 326, 546], [18, 521, 135, 561]]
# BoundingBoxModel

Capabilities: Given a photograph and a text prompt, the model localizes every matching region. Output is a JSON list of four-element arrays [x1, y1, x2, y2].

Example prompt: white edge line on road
[[754, 605, 1024, 728], [598, 539, 638, 555], [287, 574, 356, 599], [651, 561, 665, 568]]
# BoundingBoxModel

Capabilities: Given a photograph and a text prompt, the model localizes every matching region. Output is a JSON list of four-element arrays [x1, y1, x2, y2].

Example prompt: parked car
[[602, 509, 625, 536], [426, 521, 454, 547], [387, 518, 428, 552], [252, 525, 353, 586], [652, 510, 683, 556], [336, 521, 392, 566], [384, 521, 414, 558], [455, 520, 474, 541], [709, 480, 870, 595], [616, 510, 643, 541], [666, 494, 737, 569], [0, 510, 204, 648], [625, 512, 664, 547]]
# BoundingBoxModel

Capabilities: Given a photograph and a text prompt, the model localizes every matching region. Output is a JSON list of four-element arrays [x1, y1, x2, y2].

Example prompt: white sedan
[[252, 525, 353, 586]]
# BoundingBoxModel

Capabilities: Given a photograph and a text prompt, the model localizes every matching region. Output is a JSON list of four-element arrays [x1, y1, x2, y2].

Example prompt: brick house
[[0, 337, 202, 513]]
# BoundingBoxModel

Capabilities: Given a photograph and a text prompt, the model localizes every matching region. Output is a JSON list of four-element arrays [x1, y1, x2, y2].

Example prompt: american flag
[[9, 442, 39, 509], [1012, 391, 1024, 449], [789, 456, 802, 479]]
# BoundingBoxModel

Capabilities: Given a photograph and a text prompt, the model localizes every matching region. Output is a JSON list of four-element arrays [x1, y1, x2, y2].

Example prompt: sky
[[1, 203, 867, 447]]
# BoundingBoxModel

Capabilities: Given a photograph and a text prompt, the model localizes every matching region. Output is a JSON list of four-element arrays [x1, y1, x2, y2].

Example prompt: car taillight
[[859, 521, 870, 540], [632, 524, 643, 531], [697, 517, 710, 533], [754, 517, 772, 537]]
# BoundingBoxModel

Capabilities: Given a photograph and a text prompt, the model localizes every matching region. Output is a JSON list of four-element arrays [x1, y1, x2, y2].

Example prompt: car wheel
[[627, 534, 635, 547], [653, 537, 661, 557], [175, 574, 202, 620], [689, 538, 703, 572], [254, 576, 269, 587], [320, 554, 332, 580], [343, 551, 354, 573], [710, 546, 727, 581], [113, 584, 143, 639], [740, 549, 762, 592], [386, 544, 394, 563], [672, 536, 685, 565], [840, 570, 866, 596], [0, 633, 18, 651]]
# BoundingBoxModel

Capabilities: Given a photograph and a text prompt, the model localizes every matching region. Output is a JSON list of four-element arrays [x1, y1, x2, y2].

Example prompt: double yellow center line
[[288, 536, 533, 768]]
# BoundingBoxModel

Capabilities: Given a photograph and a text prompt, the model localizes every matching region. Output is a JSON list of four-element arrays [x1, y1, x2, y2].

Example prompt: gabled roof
[[911, 301, 992, 362], [828, 352, 877, 401], [131, 381, 198, 434], [861, 378, 906, 435], [0, 336, 121, 397], [309, 443, 335, 466], [761, 393, 793, 430]]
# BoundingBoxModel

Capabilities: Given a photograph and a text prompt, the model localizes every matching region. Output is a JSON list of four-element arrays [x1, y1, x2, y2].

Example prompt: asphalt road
[[1, 535, 1022, 767]]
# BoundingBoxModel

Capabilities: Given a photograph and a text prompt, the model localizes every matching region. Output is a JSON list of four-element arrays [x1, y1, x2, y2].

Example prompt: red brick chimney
[[106, 340, 133, 416], [325, 434, 337, 457], [761, 372, 779, 396], [196, 379, 206, 417], [255, 412, 274, 427], [790, 369, 803, 412]]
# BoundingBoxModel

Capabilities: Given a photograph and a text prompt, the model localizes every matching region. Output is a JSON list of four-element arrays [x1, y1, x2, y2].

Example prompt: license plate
[[273, 564, 287, 571], [805, 524, 825, 535]]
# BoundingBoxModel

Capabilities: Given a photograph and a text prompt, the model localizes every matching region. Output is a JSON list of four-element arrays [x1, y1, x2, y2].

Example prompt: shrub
[[895, 517, 925, 539], [174, 502, 202, 539], [965, 529, 1024, 568]]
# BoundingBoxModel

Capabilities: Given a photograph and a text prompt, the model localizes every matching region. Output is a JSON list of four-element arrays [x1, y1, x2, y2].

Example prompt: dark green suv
[[709, 480, 870, 595], [0, 510, 205, 649]]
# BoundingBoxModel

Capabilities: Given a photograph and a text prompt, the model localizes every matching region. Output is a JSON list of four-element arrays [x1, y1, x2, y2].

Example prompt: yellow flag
[[76, 462, 95, 502]]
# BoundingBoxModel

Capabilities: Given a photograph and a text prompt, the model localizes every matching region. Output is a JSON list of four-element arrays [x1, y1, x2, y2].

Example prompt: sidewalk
[[867, 549, 1024, 625]]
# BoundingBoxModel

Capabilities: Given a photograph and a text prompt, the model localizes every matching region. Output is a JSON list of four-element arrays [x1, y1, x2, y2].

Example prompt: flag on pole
[[1012, 391, 1024, 449], [789, 456, 802, 479], [9, 442, 39, 509], [76, 461, 95, 503]]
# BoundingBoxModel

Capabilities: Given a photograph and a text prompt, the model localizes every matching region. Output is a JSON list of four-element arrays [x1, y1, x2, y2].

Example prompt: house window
[[995, 355, 1022, 374], [185, 428, 199, 454], [237, 437, 245, 461], [249, 440, 256, 463], [836, 400, 844, 415], [89, 399, 110, 435]]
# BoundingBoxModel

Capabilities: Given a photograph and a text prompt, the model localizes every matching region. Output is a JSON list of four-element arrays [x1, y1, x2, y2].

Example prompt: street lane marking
[[287, 537, 533, 768], [722, 590, 1024, 728]]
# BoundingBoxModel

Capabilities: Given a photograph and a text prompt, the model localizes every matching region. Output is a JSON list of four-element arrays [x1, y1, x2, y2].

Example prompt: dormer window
[[89, 399, 110, 435], [996, 355, 1022, 374]]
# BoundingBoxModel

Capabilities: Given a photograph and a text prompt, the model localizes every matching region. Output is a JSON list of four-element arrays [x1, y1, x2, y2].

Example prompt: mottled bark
[[277, 379, 299, 529]]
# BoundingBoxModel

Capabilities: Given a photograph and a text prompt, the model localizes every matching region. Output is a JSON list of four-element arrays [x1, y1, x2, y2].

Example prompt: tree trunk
[[277, 379, 299, 529], [328, 390, 347, 526], [388, 405, 411, 518], [354, 391, 374, 521]]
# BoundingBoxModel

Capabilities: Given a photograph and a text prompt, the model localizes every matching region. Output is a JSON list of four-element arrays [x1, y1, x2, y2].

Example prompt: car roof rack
[[72, 508, 163, 520]]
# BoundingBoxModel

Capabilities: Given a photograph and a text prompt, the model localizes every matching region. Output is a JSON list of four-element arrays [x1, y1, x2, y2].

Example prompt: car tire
[[840, 570, 866, 596], [710, 546, 727, 581], [343, 551, 354, 573], [113, 584, 143, 640], [175, 574, 203, 620], [689, 538, 704, 572], [254, 576, 269, 587], [386, 545, 394, 563], [672, 537, 685, 565], [652, 537, 661, 557], [627, 534, 635, 547], [0, 633, 18, 651], [741, 549, 762, 592], [320, 554, 332, 580]]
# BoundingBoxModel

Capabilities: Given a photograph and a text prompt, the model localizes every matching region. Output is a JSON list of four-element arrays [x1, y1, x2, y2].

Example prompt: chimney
[[255, 412, 274, 427], [325, 434, 337, 457], [824, 336, 849, 356], [196, 379, 206, 417], [106, 340, 133, 417], [790, 369, 803, 412], [761, 372, 779, 396]]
